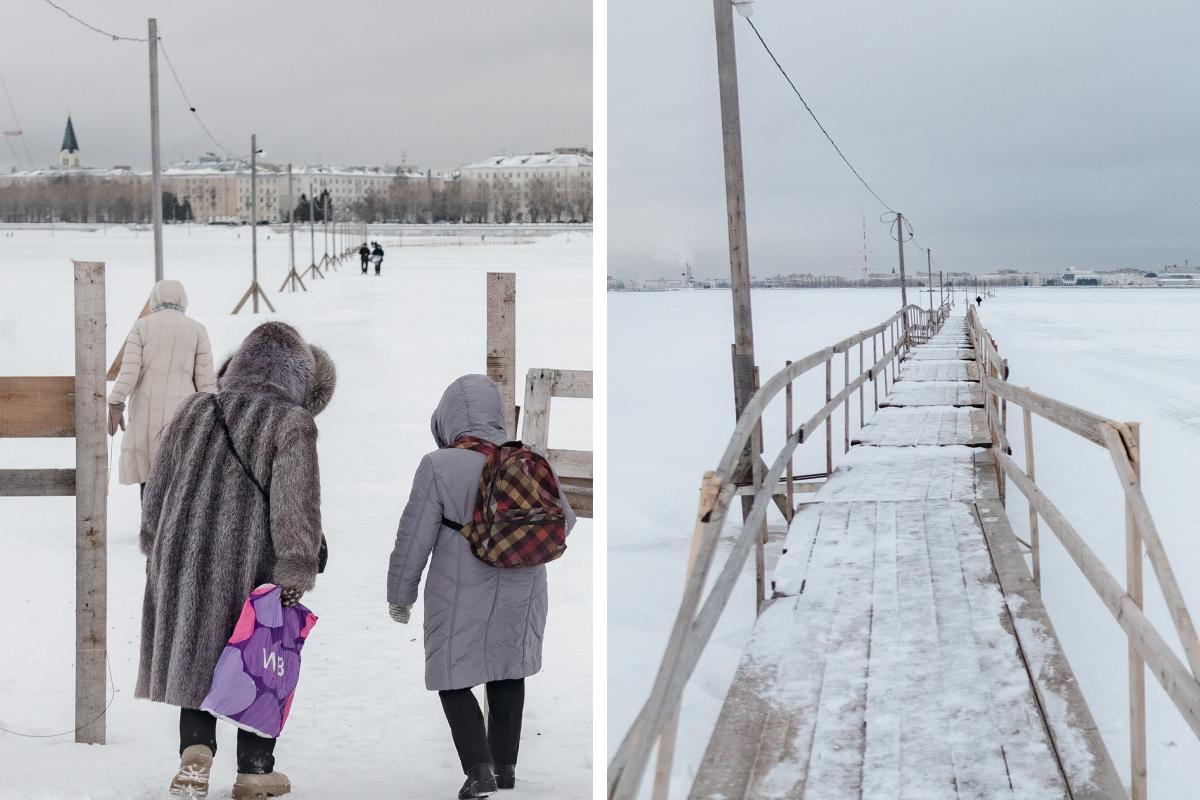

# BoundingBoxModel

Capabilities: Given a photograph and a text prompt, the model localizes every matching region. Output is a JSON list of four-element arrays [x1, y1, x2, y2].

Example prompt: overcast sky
[[610, 0, 1200, 277], [0, 0, 590, 173]]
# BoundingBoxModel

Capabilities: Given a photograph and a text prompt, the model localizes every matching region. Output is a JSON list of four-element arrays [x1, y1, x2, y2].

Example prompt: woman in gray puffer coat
[[137, 321, 335, 800], [387, 374, 575, 798]]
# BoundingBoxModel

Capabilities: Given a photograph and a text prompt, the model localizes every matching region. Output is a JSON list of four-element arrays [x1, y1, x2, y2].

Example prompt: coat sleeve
[[107, 325, 144, 406], [139, 396, 189, 556], [270, 410, 324, 592], [193, 324, 216, 393], [387, 455, 443, 606]]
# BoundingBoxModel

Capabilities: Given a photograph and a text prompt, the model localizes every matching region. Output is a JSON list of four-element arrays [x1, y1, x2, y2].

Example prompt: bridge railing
[[967, 305, 1200, 800], [608, 300, 952, 800]]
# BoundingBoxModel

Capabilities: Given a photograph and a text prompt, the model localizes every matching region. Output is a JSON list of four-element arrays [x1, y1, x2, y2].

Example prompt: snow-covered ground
[[0, 225, 592, 799], [608, 287, 1200, 798]]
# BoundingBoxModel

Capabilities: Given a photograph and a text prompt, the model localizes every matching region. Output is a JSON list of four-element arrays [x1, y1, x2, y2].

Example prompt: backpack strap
[[440, 435, 511, 530]]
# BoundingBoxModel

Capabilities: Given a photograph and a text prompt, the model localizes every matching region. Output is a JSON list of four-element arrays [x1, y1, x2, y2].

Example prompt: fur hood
[[430, 374, 507, 448], [217, 321, 336, 416]]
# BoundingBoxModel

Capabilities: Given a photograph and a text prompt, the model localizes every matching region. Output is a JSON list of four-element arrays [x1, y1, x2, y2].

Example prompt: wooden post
[[486, 273, 517, 438], [1126, 421, 1146, 800], [897, 213, 908, 337], [1024, 407, 1040, 587], [926, 247, 934, 318], [872, 333, 879, 411], [250, 135, 259, 313], [73, 260, 107, 744], [858, 341, 865, 427], [148, 19, 163, 282], [824, 357, 833, 476], [712, 0, 758, 466], [784, 361, 794, 523], [843, 349, 850, 453], [652, 473, 721, 800]]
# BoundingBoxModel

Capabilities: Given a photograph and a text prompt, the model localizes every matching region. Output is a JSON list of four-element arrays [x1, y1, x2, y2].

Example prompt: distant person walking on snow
[[371, 242, 384, 276], [359, 242, 371, 274], [108, 280, 215, 498], [137, 322, 335, 799], [975, 295, 983, 307], [387, 375, 575, 799]]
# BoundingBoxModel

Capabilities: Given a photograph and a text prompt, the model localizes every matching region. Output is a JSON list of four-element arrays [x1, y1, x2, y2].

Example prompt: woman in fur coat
[[137, 321, 335, 800], [108, 279, 216, 492], [387, 374, 575, 799]]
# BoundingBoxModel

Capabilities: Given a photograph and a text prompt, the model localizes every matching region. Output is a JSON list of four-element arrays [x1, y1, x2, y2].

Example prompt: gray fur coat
[[136, 322, 335, 709], [387, 375, 575, 691]]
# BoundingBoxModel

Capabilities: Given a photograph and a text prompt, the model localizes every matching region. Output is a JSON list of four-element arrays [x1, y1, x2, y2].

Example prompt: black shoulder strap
[[210, 395, 269, 502], [441, 517, 464, 531]]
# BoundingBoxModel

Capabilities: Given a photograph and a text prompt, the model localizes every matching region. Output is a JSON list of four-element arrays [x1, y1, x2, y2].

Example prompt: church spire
[[59, 116, 80, 168]]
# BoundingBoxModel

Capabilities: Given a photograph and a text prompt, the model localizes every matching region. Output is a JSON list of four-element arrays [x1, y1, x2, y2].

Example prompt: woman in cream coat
[[108, 280, 216, 489]]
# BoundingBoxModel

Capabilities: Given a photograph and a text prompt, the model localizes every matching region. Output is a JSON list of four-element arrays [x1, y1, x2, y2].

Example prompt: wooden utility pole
[[896, 212, 908, 335], [280, 163, 306, 292], [939, 269, 945, 308], [926, 247, 934, 315], [148, 19, 163, 282], [713, 0, 757, 420], [231, 135, 274, 314]]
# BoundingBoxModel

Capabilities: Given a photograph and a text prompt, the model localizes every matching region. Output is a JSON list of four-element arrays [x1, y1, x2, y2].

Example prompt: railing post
[[752, 366, 766, 617], [785, 361, 794, 524], [858, 341, 865, 427], [1024, 407, 1040, 587], [843, 348, 850, 453], [1126, 421, 1147, 800], [872, 333, 879, 411], [825, 357, 833, 478]]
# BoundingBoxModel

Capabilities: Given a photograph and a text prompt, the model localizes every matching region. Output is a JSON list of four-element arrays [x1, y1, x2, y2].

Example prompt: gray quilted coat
[[387, 375, 575, 691], [136, 322, 335, 709]]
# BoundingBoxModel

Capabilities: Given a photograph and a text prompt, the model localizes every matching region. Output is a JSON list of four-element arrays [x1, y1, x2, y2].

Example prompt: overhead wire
[[39, 0, 147, 42], [742, 15, 895, 215], [158, 39, 231, 156], [0, 69, 35, 169]]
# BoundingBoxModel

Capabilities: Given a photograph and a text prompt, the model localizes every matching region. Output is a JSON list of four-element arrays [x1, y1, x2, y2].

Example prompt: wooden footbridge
[[609, 303, 1200, 800]]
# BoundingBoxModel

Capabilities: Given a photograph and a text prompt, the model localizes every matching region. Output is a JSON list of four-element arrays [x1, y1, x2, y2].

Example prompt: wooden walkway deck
[[691, 316, 1125, 800]]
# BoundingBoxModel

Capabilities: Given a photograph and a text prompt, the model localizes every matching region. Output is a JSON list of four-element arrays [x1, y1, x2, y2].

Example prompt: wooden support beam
[[0, 376, 75, 437], [0, 468, 76, 496], [73, 260, 107, 745], [486, 272, 517, 438]]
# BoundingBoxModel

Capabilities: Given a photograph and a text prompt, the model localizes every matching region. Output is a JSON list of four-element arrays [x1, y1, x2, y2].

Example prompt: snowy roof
[[0, 166, 143, 178], [161, 155, 428, 179], [461, 151, 593, 170]]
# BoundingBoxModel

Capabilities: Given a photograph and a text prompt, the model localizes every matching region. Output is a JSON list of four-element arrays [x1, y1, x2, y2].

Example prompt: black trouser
[[375, 260, 382, 275], [180, 707, 276, 774], [439, 679, 524, 774], [361, 257, 368, 273]]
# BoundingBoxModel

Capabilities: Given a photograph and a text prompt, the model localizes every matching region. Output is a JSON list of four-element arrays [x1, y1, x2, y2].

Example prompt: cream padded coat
[[108, 280, 216, 485]]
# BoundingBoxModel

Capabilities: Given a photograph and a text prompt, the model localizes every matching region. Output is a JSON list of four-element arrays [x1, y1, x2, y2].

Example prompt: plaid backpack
[[441, 436, 568, 567]]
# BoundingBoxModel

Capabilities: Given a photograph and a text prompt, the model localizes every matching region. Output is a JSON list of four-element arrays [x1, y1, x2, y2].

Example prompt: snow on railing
[[607, 300, 953, 800], [968, 304, 1200, 800]]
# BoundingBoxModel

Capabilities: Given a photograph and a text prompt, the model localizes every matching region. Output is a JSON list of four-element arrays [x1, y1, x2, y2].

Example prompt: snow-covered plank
[[898, 360, 979, 382], [974, 498, 1126, 799], [702, 501, 1073, 798], [906, 347, 976, 361], [811, 445, 985, 503], [853, 407, 989, 447], [881, 379, 984, 407]]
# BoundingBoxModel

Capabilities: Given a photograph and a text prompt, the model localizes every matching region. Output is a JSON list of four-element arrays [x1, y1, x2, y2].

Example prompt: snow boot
[[495, 764, 516, 790], [232, 771, 291, 800], [458, 764, 498, 798], [169, 744, 214, 797]]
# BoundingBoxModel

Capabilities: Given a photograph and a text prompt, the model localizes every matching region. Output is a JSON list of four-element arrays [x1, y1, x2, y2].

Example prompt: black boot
[[495, 765, 515, 790], [458, 764, 498, 799]]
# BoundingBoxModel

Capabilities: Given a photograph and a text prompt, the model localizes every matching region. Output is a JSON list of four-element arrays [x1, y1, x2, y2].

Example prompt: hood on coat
[[150, 280, 187, 312], [431, 374, 508, 448], [217, 321, 336, 415]]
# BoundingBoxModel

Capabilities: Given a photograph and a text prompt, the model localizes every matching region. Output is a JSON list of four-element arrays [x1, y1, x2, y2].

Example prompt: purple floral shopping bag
[[201, 584, 317, 738]]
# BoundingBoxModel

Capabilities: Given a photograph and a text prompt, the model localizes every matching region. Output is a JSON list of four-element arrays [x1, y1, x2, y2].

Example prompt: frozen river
[[609, 287, 1200, 798]]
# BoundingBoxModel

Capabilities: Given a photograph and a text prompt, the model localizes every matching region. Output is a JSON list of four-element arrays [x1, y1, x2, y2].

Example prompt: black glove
[[279, 587, 303, 607]]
